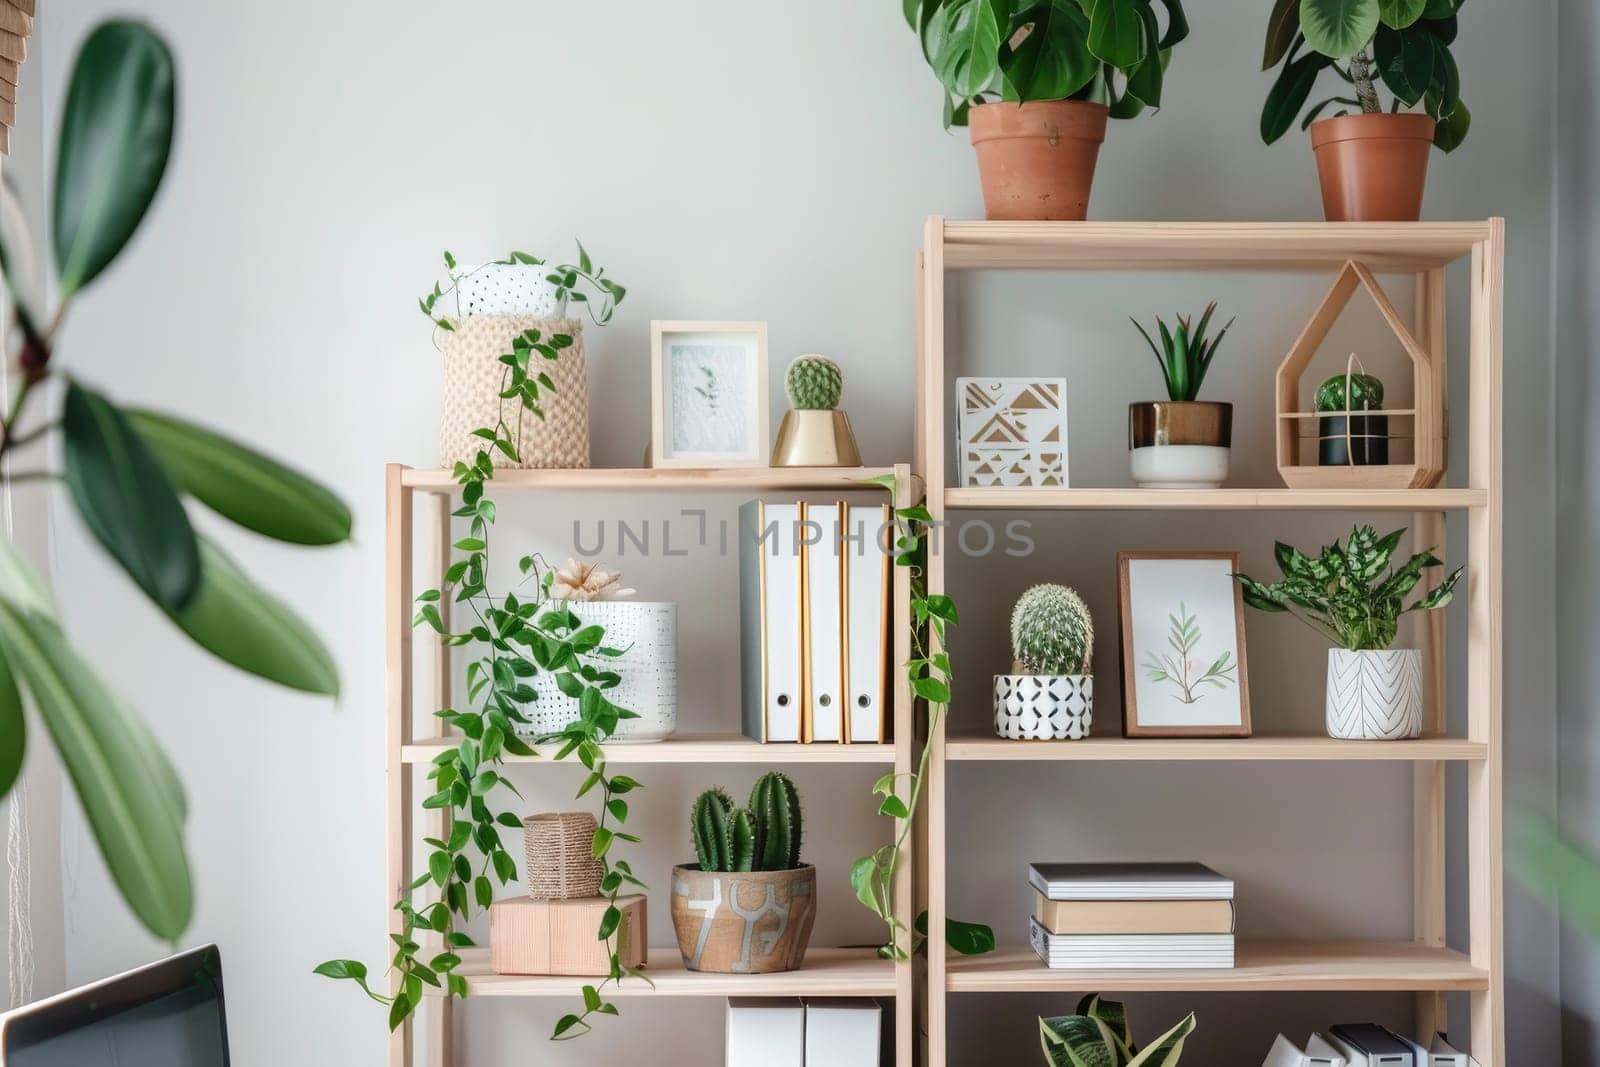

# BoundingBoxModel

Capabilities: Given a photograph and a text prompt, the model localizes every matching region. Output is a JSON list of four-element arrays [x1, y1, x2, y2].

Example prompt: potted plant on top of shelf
[[1040, 994, 1195, 1065], [1236, 525, 1462, 741], [1129, 302, 1235, 489], [671, 772, 817, 974], [905, 0, 1190, 220], [1260, 0, 1471, 221]]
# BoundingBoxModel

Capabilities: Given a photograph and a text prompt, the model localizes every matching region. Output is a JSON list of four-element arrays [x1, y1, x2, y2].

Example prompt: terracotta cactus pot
[[968, 101, 1109, 221], [1309, 113, 1435, 222], [669, 864, 817, 974]]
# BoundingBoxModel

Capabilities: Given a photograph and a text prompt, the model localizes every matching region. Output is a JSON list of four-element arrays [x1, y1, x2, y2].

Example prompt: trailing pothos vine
[[318, 247, 643, 1041], [851, 474, 995, 961]]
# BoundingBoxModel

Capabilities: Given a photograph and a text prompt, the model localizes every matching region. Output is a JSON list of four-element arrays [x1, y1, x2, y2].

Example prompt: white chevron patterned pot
[[1325, 649, 1423, 740], [993, 674, 1094, 740]]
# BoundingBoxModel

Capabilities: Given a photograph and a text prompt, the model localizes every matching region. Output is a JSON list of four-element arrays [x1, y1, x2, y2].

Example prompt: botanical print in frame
[[1118, 551, 1251, 737], [650, 321, 769, 468]]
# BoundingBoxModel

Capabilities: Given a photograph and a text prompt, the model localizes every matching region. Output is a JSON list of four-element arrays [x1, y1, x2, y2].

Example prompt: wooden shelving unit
[[915, 218, 1505, 1065], [385, 464, 920, 1067]]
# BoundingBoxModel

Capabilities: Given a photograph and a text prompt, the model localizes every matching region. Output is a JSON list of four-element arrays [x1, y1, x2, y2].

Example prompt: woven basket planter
[[523, 812, 603, 900], [438, 315, 590, 469]]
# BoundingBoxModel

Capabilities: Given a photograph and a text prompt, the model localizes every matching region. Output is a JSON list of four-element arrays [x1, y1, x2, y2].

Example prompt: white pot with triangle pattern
[[1325, 649, 1422, 740]]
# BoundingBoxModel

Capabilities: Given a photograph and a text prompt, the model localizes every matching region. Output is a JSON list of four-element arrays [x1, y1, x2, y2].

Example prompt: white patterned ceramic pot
[[455, 262, 566, 318], [1325, 648, 1422, 740], [993, 674, 1093, 740], [519, 602, 677, 742]]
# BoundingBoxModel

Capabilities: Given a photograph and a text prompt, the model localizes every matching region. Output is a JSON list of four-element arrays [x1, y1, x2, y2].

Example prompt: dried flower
[[550, 558, 635, 602]]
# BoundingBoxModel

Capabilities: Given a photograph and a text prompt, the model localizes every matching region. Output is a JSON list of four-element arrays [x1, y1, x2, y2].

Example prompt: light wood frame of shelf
[[385, 463, 920, 1067], [914, 218, 1504, 1066]]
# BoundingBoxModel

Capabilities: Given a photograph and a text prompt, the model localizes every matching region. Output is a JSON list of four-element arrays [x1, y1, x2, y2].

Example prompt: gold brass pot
[[770, 410, 862, 467]]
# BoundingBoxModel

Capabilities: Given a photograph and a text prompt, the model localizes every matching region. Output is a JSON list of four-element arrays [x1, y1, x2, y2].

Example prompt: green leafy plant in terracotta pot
[[1236, 525, 1462, 741], [1129, 302, 1234, 489], [906, 0, 1190, 220], [1261, 0, 1471, 221]]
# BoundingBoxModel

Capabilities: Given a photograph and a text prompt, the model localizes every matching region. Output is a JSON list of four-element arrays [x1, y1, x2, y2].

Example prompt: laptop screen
[[0, 946, 228, 1067]]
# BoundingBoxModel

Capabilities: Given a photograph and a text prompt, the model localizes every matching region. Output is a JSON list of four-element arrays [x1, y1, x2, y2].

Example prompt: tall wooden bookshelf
[[384, 465, 922, 1067], [913, 219, 1505, 1066]]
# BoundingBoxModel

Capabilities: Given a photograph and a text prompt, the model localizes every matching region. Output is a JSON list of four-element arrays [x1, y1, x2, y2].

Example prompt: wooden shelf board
[[942, 487, 1485, 511], [946, 734, 1486, 762], [441, 946, 896, 998], [940, 221, 1491, 272], [946, 942, 1486, 993], [401, 732, 897, 765], [399, 465, 903, 492]]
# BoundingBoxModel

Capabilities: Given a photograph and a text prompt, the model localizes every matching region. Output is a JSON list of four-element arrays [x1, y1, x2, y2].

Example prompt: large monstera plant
[[0, 20, 349, 942]]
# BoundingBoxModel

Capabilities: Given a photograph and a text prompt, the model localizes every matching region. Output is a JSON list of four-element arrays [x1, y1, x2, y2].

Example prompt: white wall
[[24, 1, 1564, 1063]]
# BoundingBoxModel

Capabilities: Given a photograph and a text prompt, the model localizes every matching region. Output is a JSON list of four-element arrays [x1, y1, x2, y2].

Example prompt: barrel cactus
[[1315, 370, 1385, 413], [1011, 584, 1094, 676], [688, 773, 805, 872], [785, 354, 843, 411]]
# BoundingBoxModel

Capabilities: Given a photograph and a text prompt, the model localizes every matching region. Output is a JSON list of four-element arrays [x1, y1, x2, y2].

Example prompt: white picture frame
[[1118, 552, 1252, 738], [650, 321, 769, 468]]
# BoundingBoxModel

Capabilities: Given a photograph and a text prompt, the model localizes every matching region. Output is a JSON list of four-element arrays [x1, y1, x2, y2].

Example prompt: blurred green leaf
[[1511, 814, 1600, 939], [166, 539, 340, 696], [128, 409, 352, 545], [0, 603, 191, 940], [1263, 0, 1302, 68], [53, 20, 175, 296], [63, 382, 201, 611], [0, 645, 23, 797]]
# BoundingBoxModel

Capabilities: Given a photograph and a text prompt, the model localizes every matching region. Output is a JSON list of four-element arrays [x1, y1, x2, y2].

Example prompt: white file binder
[[843, 503, 890, 743], [741, 501, 803, 742]]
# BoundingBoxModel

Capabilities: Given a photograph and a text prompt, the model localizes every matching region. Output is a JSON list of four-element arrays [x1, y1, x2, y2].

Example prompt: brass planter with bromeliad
[[1128, 401, 1233, 489]]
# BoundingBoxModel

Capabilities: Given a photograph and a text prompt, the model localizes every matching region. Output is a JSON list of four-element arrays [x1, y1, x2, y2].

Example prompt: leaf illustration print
[[1142, 601, 1237, 704]]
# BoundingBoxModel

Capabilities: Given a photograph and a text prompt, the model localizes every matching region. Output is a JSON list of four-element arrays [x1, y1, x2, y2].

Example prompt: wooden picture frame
[[1117, 551, 1252, 738], [650, 320, 769, 468]]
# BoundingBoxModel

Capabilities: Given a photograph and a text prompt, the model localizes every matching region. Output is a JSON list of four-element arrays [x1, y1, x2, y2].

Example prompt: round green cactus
[[1011, 584, 1094, 676], [785, 354, 843, 410], [1315, 372, 1385, 413]]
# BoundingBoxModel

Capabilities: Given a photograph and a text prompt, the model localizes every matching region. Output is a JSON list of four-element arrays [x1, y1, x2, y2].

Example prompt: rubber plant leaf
[[63, 382, 201, 612], [0, 644, 23, 798], [1263, 0, 1301, 68], [1299, 0, 1381, 59], [1261, 48, 1332, 143], [1432, 98, 1470, 152], [1378, 0, 1426, 28], [53, 20, 175, 297], [128, 409, 353, 546], [0, 603, 192, 941], [1373, 24, 1433, 106], [165, 538, 341, 696]]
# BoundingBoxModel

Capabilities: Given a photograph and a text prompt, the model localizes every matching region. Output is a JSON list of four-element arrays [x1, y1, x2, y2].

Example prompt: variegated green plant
[[1041, 994, 1195, 1067], [1235, 524, 1463, 651]]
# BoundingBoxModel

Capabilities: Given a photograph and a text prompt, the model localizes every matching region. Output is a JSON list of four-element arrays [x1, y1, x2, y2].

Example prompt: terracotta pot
[[669, 864, 817, 973], [1309, 113, 1435, 222], [1128, 401, 1233, 489], [968, 101, 1109, 221]]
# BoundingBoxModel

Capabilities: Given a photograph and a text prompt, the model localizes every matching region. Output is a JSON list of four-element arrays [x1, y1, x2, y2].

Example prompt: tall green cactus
[[1011, 584, 1094, 676], [691, 788, 734, 872], [750, 771, 802, 871], [687, 774, 805, 872]]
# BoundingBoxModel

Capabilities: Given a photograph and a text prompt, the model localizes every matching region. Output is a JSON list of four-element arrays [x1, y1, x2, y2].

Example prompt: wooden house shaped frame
[[1276, 259, 1446, 489]]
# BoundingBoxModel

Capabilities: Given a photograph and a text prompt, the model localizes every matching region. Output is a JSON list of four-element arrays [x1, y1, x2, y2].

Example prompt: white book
[[843, 503, 890, 743], [727, 997, 804, 1067], [1305, 1034, 1349, 1066], [1029, 917, 1234, 969], [803, 998, 880, 1067], [1028, 862, 1234, 901], [741, 501, 804, 742], [1426, 1035, 1474, 1067], [801, 502, 844, 743]]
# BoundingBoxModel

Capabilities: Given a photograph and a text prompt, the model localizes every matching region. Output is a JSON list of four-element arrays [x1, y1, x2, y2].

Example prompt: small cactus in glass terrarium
[[785, 354, 843, 411]]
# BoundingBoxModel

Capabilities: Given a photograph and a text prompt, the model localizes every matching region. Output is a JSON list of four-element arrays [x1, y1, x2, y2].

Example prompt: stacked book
[[1028, 862, 1235, 970], [0, 0, 29, 154]]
